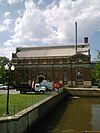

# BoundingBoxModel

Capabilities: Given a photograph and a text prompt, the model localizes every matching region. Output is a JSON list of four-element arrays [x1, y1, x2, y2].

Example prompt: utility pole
[[75, 22, 77, 53]]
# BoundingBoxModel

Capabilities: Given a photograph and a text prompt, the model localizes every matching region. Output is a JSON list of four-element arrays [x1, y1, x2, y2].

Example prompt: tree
[[0, 57, 9, 66], [92, 51, 100, 87], [0, 57, 10, 84]]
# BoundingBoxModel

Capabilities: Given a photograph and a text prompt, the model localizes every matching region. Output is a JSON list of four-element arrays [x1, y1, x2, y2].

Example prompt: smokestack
[[84, 37, 88, 43], [75, 22, 77, 53]]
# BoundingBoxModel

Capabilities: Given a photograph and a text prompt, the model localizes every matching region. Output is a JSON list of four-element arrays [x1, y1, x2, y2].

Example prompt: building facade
[[12, 37, 92, 87]]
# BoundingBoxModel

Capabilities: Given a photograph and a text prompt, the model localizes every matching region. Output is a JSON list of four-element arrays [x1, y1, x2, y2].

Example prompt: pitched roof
[[15, 44, 90, 58]]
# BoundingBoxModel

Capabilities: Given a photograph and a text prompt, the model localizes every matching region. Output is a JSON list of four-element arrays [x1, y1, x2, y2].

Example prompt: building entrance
[[37, 74, 45, 83]]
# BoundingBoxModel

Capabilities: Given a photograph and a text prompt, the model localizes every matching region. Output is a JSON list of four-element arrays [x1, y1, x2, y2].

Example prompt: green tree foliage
[[0, 57, 9, 66], [97, 51, 100, 61], [0, 57, 10, 84], [92, 52, 100, 87]]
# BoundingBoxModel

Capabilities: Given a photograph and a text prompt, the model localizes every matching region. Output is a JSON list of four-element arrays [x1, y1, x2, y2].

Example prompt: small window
[[78, 58, 82, 63], [76, 68, 82, 75], [77, 75, 82, 79], [77, 58, 82, 63]]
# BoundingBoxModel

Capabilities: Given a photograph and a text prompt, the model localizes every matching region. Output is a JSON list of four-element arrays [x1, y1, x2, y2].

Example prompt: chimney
[[84, 37, 88, 43]]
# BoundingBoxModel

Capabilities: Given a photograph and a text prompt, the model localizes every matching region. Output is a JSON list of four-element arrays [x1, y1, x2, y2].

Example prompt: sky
[[0, 0, 100, 60]]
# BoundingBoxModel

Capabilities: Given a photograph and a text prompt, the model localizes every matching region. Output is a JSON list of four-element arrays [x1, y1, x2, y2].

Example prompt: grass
[[0, 93, 50, 117]]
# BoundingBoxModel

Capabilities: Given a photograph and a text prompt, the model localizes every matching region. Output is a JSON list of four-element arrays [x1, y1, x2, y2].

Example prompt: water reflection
[[33, 97, 100, 133]]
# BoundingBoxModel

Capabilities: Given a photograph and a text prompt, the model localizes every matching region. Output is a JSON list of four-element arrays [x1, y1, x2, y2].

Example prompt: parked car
[[0, 84, 13, 89], [4, 84, 13, 89], [0, 84, 7, 89], [0, 84, 3, 89]]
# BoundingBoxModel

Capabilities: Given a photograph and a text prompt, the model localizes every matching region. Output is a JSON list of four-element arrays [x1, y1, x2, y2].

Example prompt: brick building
[[12, 37, 92, 87]]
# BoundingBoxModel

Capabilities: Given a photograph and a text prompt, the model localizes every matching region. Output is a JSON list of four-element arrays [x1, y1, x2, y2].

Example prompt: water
[[33, 97, 100, 133]]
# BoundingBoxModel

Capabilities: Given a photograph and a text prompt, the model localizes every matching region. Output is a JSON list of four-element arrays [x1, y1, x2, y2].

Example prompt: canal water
[[33, 97, 100, 133]]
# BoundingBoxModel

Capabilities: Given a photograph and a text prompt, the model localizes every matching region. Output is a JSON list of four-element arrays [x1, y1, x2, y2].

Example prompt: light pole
[[4, 63, 15, 114]]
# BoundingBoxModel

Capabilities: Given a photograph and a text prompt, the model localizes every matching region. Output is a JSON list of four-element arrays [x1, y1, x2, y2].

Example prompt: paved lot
[[0, 89, 20, 94], [0, 89, 59, 94]]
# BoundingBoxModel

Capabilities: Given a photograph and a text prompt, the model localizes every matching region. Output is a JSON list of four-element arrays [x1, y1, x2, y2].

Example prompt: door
[[37, 74, 45, 83]]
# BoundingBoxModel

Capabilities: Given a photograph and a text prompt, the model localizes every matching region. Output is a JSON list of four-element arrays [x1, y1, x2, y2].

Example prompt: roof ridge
[[16, 44, 89, 51]]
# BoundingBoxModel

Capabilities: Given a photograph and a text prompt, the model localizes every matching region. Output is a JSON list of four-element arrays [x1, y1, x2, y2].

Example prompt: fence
[[0, 91, 54, 117]]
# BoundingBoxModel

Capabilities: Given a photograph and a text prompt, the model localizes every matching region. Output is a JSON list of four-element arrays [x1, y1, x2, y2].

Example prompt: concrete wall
[[0, 92, 66, 133], [66, 88, 100, 97]]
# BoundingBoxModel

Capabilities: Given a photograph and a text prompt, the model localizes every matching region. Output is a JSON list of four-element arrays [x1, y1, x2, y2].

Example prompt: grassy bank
[[0, 94, 50, 117]]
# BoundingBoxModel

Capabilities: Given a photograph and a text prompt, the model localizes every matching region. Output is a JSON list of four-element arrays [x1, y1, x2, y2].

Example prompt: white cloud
[[1, 0, 100, 58], [3, 19, 13, 25], [38, 0, 45, 5], [12, 0, 100, 45], [0, 23, 6, 32], [13, 1, 52, 42], [17, 10, 24, 17], [0, 0, 23, 4], [4, 11, 11, 18], [3, 18, 14, 32], [7, 0, 23, 4], [0, 45, 15, 59], [0, 15, 13, 33]]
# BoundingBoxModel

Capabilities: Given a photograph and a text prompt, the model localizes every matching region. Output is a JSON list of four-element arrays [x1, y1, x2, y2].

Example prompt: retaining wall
[[0, 92, 66, 133], [66, 88, 100, 97]]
